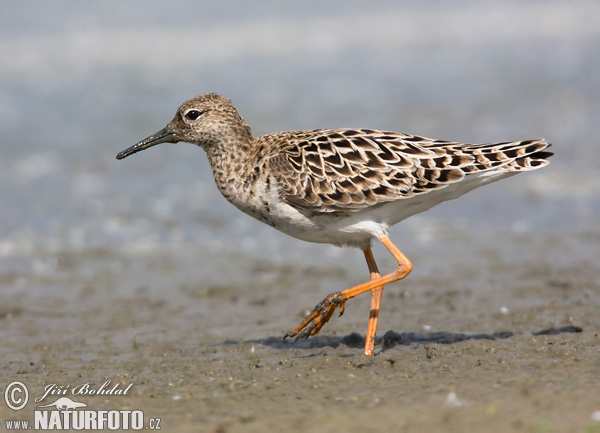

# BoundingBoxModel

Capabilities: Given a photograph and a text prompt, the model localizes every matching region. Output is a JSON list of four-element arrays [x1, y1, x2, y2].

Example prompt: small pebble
[[445, 392, 463, 408]]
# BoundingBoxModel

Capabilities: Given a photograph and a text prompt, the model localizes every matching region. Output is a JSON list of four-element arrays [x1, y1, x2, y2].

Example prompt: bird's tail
[[460, 139, 554, 174]]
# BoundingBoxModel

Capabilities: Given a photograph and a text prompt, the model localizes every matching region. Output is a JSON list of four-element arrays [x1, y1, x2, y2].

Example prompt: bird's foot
[[284, 291, 347, 340]]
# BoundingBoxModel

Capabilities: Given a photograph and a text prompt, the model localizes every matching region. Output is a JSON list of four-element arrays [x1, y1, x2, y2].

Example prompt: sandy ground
[[1, 228, 598, 433]]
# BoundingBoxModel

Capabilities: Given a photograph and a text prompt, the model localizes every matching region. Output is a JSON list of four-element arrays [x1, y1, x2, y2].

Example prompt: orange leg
[[364, 246, 383, 356], [285, 234, 413, 356]]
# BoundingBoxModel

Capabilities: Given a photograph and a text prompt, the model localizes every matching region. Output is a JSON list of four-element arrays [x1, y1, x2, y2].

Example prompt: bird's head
[[116, 93, 252, 160]]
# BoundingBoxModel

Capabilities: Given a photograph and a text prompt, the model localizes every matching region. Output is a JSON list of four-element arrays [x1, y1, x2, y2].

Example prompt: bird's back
[[262, 128, 553, 214]]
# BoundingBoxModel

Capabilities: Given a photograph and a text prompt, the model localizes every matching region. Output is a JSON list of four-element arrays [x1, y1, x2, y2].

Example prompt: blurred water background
[[1, 0, 598, 295]]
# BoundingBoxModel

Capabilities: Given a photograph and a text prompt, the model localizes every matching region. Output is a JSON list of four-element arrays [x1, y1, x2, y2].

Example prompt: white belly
[[227, 169, 516, 248]]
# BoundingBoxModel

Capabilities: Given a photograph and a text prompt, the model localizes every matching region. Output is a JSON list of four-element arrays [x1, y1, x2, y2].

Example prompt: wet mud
[[1, 233, 598, 432]]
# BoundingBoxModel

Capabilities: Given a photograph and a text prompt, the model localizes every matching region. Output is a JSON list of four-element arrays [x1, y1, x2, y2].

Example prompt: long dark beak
[[116, 127, 179, 160]]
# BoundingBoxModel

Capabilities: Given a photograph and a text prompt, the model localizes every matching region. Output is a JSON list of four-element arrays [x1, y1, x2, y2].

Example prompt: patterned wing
[[265, 129, 552, 213]]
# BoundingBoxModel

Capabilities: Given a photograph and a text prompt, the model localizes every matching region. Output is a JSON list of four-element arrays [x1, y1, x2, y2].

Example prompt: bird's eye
[[184, 109, 203, 120]]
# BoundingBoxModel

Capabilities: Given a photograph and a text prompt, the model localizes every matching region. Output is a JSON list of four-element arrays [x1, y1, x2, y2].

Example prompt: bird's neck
[[204, 129, 263, 204]]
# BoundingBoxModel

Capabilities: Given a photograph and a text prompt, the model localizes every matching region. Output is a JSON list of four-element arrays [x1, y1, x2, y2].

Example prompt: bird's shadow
[[224, 325, 582, 354]]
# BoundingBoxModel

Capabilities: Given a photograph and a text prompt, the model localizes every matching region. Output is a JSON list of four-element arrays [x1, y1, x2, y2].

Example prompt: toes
[[286, 292, 347, 340]]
